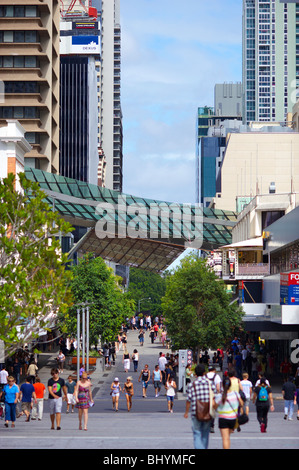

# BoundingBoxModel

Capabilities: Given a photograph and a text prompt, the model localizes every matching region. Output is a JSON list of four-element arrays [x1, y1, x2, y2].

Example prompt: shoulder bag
[[193, 380, 215, 422], [227, 392, 249, 426]]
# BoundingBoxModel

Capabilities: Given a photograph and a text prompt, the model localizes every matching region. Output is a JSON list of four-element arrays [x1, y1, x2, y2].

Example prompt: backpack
[[258, 386, 268, 402]]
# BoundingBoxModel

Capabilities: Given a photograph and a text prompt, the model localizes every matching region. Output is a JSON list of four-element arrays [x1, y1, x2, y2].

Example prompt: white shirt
[[255, 378, 270, 387], [240, 379, 252, 399], [241, 349, 248, 360], [0, 369, 8, 384], [166, 380, 176, 396], [206, 371, 222, 392], [158, 356, 167, 371]]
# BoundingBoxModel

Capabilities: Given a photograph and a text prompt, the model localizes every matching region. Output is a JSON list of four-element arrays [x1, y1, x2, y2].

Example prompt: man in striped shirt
[[184, 364, 216, 449]]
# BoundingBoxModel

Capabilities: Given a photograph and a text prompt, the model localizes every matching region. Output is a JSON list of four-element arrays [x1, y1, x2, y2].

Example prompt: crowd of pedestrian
[[1, 319, 298, 454]]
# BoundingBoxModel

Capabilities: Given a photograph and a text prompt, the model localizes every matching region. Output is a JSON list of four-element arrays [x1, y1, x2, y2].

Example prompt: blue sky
[[120, 0, 242, 204]]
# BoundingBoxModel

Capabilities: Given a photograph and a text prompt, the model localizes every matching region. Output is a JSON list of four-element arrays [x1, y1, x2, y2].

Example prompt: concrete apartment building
[[242, 0, 297, 124], [0, 0, 60, 173], [100, 0, 123, 192]]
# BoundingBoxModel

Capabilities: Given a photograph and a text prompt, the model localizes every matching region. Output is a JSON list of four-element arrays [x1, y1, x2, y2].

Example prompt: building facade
[[59, 16, 100, 185], [0, 0, 60, 173], [210, 124, 299, 212], [99, 0, 123, 192], [242, 0, 297, 124]]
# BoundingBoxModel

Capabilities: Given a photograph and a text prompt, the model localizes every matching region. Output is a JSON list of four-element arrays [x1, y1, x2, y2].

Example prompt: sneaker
[[288, 417, 293, 421], [284, 415, 287, 420], [260, 423, 266, 433]]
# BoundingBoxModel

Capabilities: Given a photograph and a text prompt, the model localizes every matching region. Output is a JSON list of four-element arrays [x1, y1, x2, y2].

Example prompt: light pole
[[75, 302, 93, 382], [138, 297, 151, 313]]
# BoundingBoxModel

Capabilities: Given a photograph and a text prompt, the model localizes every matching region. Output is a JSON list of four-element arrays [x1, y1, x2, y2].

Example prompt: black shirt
[[282, 381, 296, 400]]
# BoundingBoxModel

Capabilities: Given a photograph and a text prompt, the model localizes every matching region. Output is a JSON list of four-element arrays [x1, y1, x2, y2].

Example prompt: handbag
[[193, 380, 215, 422], [227, 392, 249, 426]]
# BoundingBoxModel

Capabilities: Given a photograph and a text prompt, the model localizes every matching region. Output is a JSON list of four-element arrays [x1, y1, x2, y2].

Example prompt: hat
[[114, 377, 119, 382], [208, 366, 215, 371]]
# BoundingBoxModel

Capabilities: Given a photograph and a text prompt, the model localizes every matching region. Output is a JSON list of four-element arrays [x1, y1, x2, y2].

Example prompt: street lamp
[[76, 302, 93, 382], [138, 297, 151, 313]]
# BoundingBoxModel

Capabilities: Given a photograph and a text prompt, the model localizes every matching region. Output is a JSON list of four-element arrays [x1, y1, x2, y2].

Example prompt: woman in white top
[[110, 377, 122, 412], [132, 349, 139, 372], [165, 378, 176, 413]]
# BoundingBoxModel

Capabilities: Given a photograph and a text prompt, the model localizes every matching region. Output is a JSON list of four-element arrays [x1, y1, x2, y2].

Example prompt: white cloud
[[120, 0, 242, 203]]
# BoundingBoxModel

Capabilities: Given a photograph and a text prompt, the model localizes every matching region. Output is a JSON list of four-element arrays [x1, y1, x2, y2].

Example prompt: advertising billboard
[[71, 36, 100, 54], [280, 272, 299, 305]]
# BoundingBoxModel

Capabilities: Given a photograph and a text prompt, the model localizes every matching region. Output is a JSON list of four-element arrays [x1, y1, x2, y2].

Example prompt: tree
[[0, 173, 74, 357], [127, 267, 167, 317], [62, 254, 135, 346], [161, 254, 244, 354]]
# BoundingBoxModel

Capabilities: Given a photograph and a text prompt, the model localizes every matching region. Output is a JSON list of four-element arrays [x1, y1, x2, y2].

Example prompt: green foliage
[[161, 254, 244, 351], [62, 254, 135, 345], [127, 267, 167, 316], [0, 173, 74, 356]]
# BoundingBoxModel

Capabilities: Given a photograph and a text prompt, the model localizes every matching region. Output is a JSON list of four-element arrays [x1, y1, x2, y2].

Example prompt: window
[[0, 56, 39, 68], [3, 31, 13, 43], [25, 56, 37, 67], [25, 6, 37, 17], [0, 107, 38, 119], [14, 56, 24, 67], [14, 31, 25, 42], [15, 7, 25, 17], [3, 57, 13, 68]]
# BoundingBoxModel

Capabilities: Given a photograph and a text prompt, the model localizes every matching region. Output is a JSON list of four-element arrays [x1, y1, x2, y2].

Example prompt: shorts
[[218, 418, 237, 430], [49, 397, 63, 414], [154, 381, 161, 389], [67, 393, 76, 405], [167, 395, 174, 402], [142, 381, 149, 389], [21, 402, 31, 413]]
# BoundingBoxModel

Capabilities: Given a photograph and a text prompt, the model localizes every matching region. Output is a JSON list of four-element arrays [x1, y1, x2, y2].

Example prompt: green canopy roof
[[25, 168, 237, 272]]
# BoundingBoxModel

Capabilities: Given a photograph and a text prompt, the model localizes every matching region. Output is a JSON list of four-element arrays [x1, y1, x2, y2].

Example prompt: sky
[[120, 0, 243, 205]]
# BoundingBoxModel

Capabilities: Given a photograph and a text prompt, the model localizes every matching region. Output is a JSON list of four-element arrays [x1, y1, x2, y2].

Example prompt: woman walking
[[110, 377, 122, 412], [123, 377, 134, 412], [138, 364, 150, 398], [138, 329, 145, 347], [56, 350, 65, 374], [123, 349, 130, 373], [165, 377, 176, 413], [252, 376, 274, 432], [214, 377, 243, 449], [74, 372, 93, 430], [1, 376, 19, 428], [132, 349, 139, 372]]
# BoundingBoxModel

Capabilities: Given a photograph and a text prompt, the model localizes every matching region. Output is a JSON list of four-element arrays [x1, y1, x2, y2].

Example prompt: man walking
[[48, 368, 67, 430], [282, 376, 296, 421], [19, 376, 36, 422], [158, 353, 167, 385], [152, 365, 162, 398], [184, 364, 216, 449]]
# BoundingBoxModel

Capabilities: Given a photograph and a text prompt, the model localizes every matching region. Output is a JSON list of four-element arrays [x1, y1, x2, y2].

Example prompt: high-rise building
[[59, 13, 100, 185], [0, 1, 60, 173], [242, 0, 297, 124], [100, 0, 123, 192], [196, 84, 242, 205]]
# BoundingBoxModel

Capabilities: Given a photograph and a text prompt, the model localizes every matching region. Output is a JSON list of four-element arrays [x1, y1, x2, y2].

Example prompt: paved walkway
[[19, 328, 285, 400], [2, 330, 297, 450]]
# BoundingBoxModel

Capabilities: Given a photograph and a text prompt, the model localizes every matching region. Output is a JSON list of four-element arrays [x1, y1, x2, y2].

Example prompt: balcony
[[238, 263, 270, 276]]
